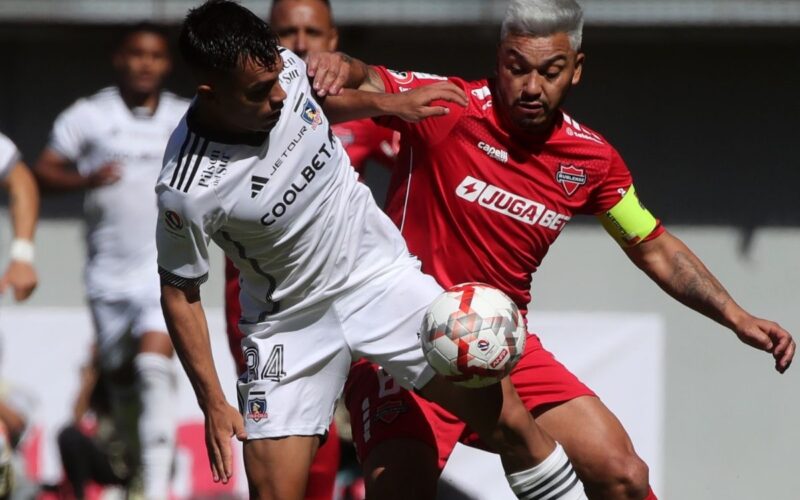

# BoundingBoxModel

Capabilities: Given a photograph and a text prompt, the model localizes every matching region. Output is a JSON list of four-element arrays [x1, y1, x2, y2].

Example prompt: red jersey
[[332, 118, 398, 175], [374, 67, 662, 316]]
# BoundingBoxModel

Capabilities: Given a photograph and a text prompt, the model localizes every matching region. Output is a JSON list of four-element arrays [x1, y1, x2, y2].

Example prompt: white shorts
[[237, 266, 442, 440], [90, 289, 168, 372]]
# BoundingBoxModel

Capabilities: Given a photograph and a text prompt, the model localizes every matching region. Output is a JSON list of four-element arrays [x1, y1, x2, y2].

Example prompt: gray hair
[[500, 0, 584, 51]]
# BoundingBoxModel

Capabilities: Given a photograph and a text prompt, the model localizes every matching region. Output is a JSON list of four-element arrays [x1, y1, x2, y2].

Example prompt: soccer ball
[[420, 282, 526, 388]]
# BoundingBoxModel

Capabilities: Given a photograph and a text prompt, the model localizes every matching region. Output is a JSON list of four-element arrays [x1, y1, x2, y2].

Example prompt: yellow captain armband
[[598, 185, 658, 247]]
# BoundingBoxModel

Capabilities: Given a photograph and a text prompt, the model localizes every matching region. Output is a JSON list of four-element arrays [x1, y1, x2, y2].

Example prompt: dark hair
[[117, 21, 170, 50], [272, 0, 331, 6], [180, 0, 281, 74]]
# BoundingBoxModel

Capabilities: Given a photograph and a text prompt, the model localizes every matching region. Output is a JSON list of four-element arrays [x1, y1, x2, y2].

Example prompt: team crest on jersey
[[247, 395, 268, 423], [556, 164, 587, 196], [164, 210, 183, 231], [387, 69, 414, 85], [301, 99, 323, 129]]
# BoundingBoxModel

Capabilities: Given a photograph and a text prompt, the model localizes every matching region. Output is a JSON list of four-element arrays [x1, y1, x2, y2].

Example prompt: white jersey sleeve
[[0, 132, 21, 180], [48, 99, 93, 161], [155, 126, 226, 288]]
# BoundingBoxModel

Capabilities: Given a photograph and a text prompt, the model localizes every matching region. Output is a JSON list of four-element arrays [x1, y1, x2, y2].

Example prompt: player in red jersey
[[328, 0, 796, 499], [222, 2, 397, 499]]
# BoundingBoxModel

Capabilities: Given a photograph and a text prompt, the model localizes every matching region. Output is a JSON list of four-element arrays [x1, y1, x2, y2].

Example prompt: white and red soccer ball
[[420, 283, 526, 388]]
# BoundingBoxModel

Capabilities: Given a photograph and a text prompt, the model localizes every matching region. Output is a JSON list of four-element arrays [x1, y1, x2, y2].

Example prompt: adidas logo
[[251, 175, 268, 198]]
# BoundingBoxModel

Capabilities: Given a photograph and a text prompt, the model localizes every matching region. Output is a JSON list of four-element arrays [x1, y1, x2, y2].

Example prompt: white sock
[[135, 352, 177, 500], [506, 443, 586, 500]]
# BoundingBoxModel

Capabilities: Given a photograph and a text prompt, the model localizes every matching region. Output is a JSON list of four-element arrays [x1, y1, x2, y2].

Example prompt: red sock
[[644, 486, 658, 500]]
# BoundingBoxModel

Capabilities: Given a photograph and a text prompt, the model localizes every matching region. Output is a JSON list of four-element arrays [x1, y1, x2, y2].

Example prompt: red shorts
[[345, 334, 595, 469]]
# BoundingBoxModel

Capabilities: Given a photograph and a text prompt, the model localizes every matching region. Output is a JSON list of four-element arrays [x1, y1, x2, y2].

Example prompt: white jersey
[[156, 49, 417, 324], [0, 132, 20, 180], [48, 87, 189, 299]]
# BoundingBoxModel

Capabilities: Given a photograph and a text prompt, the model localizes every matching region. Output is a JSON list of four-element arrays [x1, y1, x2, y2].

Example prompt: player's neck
[[119, 87, 160, 115], [188, 104, 267, 146]]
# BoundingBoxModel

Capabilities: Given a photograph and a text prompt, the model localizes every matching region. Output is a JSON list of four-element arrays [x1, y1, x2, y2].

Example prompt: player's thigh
[[533, 396, 646, 485], [343, 266, 442, 392], [244, 435, 320, 500], [132, 292, 173, 357], [89, 297, 137, 379], [506, 336, 646, 482], [363, 438, 439, 500]]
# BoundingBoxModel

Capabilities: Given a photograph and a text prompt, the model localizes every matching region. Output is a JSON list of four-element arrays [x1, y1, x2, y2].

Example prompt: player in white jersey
[[33, 24, 188, 500], [157, 3, 587, 500], [0, 131, 39, 497], [0, 133, 37, 303]]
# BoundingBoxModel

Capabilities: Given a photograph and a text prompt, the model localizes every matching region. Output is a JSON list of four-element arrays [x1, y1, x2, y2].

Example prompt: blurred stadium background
[[0, 1, 798, 499]]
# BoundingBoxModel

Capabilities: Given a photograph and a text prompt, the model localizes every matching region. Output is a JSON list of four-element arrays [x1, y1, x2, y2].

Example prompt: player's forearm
[[5, 163, 39, 241], [342, 54, 374, 91], [161, 284, 228, 411], [626, 231, 745, 329], [324, 88, 398, 124], [33, 150, 91, 192]]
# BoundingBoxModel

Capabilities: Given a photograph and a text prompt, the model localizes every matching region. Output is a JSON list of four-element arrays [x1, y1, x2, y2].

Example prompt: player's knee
[[587, 453, 649, 500], [479, 397, 536, 453]]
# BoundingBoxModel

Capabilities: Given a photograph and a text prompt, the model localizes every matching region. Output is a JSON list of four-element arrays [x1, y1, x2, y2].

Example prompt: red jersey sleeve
[[585, 146, 665, 242], [584, 146, 633, 215], [372, 66, 464, 146]]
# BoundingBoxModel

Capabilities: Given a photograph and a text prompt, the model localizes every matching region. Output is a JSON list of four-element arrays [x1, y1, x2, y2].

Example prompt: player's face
[[212, 57, 287, 133], [495, 32, 584, 136], [114, 32, 171, 95], [270, 0, 338, 59]]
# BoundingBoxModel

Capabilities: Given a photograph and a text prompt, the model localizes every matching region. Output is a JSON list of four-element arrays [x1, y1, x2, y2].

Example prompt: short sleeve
[[371, 66, 464, 145], [586, 146, 665, 245], [583, 146, 634, 215], [0, 133, 21, 180], [48, 102, 89, 162], [155, 186, 222, 288]]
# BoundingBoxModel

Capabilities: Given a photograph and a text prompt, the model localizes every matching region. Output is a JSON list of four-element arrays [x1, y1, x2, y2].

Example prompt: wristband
[[9, 239, 34, 263]]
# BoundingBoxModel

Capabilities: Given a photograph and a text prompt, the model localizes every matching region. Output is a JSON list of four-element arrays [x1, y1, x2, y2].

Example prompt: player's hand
[[87, 163, 121, 188], [0, 261, 37, 301], [732, 313, 795, 373], [306, 51, 352, 98], [388, 82, 468, 122], [204, 402, 247, 483]]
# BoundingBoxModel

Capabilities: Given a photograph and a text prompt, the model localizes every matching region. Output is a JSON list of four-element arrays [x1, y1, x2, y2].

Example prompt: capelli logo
[[477, 141, 508, 164]]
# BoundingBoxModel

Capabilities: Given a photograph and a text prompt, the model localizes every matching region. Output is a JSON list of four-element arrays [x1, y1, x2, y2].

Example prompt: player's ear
[[196, 84, 216, 103], [572, 52, 585, 86]]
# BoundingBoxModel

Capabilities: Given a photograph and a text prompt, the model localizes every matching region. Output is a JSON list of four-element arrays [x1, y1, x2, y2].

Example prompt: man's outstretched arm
[[624, 230, 795, 373], [306, 52, 466, 124], [160, 281, 246, 483]]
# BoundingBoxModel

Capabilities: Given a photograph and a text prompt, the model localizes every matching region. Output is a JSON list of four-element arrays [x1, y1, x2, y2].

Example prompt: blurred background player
[[328, 0, 796, 499], [57, 350, 134, 500], [32, 23, 189, 500], [223, 2, 397, 498], [0, 131, 39, 499]]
